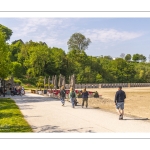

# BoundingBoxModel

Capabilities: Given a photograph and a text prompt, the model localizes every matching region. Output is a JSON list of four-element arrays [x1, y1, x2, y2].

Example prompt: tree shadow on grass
[[0, 112, 22, 119], [0, 125, 32, 132], [0, 98, 18, 110]]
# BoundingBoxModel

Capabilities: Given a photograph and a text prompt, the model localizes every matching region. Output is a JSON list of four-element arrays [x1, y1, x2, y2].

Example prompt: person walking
[[114, 86, 126, 120], [21, 86, 25, 95], [82, 88, 89, 108], [60, 86, 66, 106], [69, 87, 76, 108]]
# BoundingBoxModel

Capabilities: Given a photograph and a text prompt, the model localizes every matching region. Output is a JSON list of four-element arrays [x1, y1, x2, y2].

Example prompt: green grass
[[0, 98, 33, 132]]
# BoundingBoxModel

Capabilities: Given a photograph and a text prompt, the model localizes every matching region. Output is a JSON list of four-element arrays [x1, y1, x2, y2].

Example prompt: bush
[[14, 79, 22, 85], [49, 84, 54, 89]]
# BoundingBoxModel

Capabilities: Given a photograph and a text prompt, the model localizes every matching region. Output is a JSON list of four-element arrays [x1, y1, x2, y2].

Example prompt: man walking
[[69, 87, 76, 108], [60, 86, 66, 106], [114, 86, 126, 120], [82, 88, 89, 108]]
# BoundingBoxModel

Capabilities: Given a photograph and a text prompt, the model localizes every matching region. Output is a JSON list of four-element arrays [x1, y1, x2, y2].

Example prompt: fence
[[64, 83, 150, 89]]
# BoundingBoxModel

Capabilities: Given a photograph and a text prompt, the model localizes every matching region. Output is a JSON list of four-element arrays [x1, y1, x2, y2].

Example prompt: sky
[[1, 18, 150, 59]]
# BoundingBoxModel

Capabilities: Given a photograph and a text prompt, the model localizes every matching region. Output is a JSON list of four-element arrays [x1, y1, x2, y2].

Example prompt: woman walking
[[69, 87, 76, 108], [60, 86, 66, 106], [82, 88, 89, 108]]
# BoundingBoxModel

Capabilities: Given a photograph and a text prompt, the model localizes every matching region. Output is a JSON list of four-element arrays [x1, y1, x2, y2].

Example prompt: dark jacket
[[82, 91, 89, 98], [115, 90, 126, 103], [60, 89, 66, 98]]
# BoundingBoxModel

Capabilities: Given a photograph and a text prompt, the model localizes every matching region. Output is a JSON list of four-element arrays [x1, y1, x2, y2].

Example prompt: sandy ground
[[76, 87, 150, 120]]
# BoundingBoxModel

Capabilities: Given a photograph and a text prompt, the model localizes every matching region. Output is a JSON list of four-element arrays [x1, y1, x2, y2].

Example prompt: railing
[[34, 89, 102, 99], [63, 83, 150, 89]]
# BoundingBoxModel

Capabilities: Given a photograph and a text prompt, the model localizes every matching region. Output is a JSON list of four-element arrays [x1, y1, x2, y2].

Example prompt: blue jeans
[[70, 98, 75, 107], [60, 97, 65, 104]]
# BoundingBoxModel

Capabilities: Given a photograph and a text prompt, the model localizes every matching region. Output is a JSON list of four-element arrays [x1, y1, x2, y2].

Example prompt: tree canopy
[[1, 25, 150, 85], [67, 33, 91, 51], [0, 32, 11, 78], [0, 24, 13, 41]]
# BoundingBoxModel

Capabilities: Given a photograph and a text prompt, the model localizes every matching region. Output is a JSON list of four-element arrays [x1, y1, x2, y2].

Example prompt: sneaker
[[119, 115, 123, 120], [62, 104, 64, 106], [121, 115, 123, 120], [119, 115, 122, 120]]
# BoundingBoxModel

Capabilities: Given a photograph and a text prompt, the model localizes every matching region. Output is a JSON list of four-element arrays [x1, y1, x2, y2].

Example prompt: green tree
[[0, 32, 11, 78], [120, 53, 125, 59], [132, 54, 140, 62], [10, 39, 24, 61], [125, 54, 131, 61], [132, 53, 146, 62], [11, 62, 23, 78], [36, 76, 44, 90], [19, 41, 50, 77], [96, 74, 103, 83], [0, 24, 13, 41], [67, 33, 91, 51], [103, 55, 113, 60], [139, 54, 146, 62]]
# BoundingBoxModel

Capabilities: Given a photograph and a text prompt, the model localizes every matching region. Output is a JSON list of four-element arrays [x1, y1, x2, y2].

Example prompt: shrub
[[14, 79, 22, 85]]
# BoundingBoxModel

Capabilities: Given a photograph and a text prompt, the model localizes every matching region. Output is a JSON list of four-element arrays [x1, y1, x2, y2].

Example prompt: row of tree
[[1, 24, 150, 85]]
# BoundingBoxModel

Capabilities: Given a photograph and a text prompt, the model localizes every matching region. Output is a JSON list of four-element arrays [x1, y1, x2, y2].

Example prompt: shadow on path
[[35, 125, 95, 133], [12, 97, 59, 104], [123, 118, 149, 120]]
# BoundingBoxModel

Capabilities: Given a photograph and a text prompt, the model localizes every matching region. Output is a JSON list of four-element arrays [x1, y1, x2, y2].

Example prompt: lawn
[[0, 98, 33, 132]]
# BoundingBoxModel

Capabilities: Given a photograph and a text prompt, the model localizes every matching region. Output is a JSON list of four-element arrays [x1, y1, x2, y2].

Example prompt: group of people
[[59, 85, 126, 120], [60, 86, 89, 108], [10, 86, 25, 96]]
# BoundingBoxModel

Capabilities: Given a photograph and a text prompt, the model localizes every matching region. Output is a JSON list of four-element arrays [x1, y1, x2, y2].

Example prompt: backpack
[[60, 90, 65, 97], [70, 91, 75, 98]]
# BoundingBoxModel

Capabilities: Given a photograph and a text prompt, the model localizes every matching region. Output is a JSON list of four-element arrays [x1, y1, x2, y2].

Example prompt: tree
[[67, 33, 91, 51], [10, 39, 24, 61], [120, 53, 125, 59], [125, 54, 131, 61], [139, 54, 146, 62], [132, 54, 140, 62], [96, 74, 103, 83], [0, 24, 13, 41], [0, 32, 11, 78], [132, 53, 146, 62], [103, 55, 113, 60], [19, 41, 50, 77], [11, 62, 23, 78], [36, 76, 44, 90]]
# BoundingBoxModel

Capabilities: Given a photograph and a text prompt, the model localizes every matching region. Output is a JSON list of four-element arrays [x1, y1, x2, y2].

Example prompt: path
[[10, 93, 150, 133]]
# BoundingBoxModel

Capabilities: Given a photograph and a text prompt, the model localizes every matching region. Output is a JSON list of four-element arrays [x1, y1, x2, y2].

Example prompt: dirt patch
[[77, 87, 150, 120]]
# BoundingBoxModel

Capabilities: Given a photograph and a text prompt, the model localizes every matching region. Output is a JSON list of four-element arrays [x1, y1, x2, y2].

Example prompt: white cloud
[[12, 18, 65, 37], [10, 18, 71, 47], [82, 29, 144, 43]]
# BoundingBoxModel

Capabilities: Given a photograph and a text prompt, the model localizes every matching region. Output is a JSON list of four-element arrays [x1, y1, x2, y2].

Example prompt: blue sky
[[1, 18, 150, 59]]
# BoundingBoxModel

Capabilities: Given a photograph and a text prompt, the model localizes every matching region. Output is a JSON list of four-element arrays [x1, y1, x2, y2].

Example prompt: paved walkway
[[10, 93, 150, 133]]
